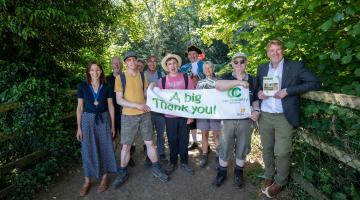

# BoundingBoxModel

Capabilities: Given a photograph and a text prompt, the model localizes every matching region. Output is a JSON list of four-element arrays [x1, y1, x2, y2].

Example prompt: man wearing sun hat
[[179, 45, 206, 151], [112, 51, 169, 188]]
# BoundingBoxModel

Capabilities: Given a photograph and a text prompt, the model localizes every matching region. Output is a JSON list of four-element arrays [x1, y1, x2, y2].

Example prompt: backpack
[[161, 73, 188, 89], [157, 70, 162, 79], [120, 72, 145, 95]]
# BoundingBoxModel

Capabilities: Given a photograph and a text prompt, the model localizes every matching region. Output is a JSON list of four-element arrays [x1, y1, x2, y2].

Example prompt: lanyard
[[89, 84, 102, 106]]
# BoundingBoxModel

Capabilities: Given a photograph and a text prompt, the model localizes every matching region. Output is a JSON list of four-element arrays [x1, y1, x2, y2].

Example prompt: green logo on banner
[[227, 87, 242, 98]]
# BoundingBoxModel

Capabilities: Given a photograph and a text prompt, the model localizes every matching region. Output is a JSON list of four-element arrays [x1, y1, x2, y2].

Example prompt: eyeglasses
[[233, 60, 246, 65]]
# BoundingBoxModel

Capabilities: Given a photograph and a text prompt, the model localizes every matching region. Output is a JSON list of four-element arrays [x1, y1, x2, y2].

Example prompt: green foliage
[[0, 1, 126, 199], [198, 0, 360, 96]]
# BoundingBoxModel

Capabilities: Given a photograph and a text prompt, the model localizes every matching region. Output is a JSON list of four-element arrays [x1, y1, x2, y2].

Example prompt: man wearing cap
[[179, 45, 206, 151], [112, 51, 169, 188], [257, 40, 320, 198], [143, 55, 168, 165], [214, 52, 260, 188]]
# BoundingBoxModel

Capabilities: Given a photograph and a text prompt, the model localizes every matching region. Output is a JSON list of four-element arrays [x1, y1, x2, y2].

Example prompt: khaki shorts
[[121, 113, 153, 145], [219, 119, 253, 161]]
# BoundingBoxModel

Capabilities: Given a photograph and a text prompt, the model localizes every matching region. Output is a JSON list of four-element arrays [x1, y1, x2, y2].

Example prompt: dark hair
[[86, 61, 106, 85]]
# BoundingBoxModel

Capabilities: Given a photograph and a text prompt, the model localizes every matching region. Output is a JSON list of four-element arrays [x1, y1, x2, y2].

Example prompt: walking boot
[[213, 166, 227, 187], [234, 166, 244, 188], [151, 161, 169, 182], [199, 154, 208, 168]]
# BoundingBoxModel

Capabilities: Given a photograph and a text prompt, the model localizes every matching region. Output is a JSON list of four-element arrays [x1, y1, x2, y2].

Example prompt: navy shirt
[[219, 73, 258, 104], [77, 81, 113, 113]]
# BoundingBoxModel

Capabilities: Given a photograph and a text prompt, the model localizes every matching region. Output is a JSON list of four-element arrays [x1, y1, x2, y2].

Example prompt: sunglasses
[[233, 59, 246, 65]]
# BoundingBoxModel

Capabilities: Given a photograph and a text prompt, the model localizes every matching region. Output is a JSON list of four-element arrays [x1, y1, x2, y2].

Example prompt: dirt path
[[34, 134, 291, 200]]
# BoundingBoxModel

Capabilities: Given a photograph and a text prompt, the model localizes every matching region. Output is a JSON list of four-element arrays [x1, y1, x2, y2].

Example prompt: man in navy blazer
[[257, 39, 321, 198]]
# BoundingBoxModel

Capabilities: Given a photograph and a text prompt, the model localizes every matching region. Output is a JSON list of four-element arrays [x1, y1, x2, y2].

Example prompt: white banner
[[146, 87, 251, 119]]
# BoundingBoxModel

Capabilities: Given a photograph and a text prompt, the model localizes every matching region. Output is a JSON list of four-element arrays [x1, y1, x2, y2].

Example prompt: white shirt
[[261, 59, 284, 113], [191, 61, 199, 75]]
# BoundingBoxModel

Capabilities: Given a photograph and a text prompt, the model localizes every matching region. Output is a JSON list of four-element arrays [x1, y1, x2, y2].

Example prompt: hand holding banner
[[146, 87, 251, 119]]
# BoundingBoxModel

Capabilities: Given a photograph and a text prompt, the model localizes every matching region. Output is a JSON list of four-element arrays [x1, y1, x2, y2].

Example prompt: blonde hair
[[266, 39, 285, 51], [203, 61, 215, 70]]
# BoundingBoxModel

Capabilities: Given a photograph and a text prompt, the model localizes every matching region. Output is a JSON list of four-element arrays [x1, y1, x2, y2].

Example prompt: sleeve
[[286, 62, 321, 96], [77, 82, 84, 99], [218, 73, 229, 80], [114, 75, 123, 92], [106, 84, 114, 98]]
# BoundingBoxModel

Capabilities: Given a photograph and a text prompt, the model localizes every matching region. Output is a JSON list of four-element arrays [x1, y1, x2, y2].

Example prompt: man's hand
[[250, 111, 260, 122], [111, 127, 116, 138], [136, 104, 151, 112], [258, 90, 269, 100], [274, 88, 288, 99]]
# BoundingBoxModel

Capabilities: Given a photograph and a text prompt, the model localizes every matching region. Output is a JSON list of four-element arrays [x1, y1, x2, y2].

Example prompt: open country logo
[[227, 87, 242, 98]]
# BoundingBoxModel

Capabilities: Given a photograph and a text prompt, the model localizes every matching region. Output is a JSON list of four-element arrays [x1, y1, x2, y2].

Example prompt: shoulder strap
[[183, 74, 188, 89], [157, 70, 162, 79], [161, 76, 166, 89], [140, 72, 145, 91], [120, 73, 126, 94]]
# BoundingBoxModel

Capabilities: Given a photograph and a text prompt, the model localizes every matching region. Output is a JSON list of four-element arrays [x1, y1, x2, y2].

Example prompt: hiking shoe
[[213, 167, 227, 187], [199, 154, 208, 168], [165, 163, 178, 175], [214, 156, 219, 170], [152, 162, 169, 182], [144, 156, 152, 167], [233, 167, 244, 188], [261, 179, 274, 192], [188, 142, 199, 150], [128, 157, 136, 167], [180, 163, 194, 175], [262, 182, 283, 198], [112, 170, 129, 189]]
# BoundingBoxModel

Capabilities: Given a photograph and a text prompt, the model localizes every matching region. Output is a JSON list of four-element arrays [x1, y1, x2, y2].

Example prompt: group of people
[[75, 39, 321, 198]]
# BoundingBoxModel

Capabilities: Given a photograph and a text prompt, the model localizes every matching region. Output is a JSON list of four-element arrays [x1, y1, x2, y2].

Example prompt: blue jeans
[[151, 112, 166, 156]]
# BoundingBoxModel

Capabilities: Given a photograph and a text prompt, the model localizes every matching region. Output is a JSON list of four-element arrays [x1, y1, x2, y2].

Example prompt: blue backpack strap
[[183, 74, 188, 89], [120, 73, 126, 94], [161, 75, 166, 89], [157, 70, 162, 79]]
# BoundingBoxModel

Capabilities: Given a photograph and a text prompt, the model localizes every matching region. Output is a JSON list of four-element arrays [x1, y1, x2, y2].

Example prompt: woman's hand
[[239, 81, 249, 88], [76, 128, 82, 142], [148, 82, 156, 90]]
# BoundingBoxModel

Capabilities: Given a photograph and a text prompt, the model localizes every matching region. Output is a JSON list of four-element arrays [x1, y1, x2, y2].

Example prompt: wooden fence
[[0, 90, 359, 199]]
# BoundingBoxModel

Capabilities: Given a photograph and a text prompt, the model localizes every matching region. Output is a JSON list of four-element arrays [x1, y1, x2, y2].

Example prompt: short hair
[[203, 61, 215, 70], [165, 57, 178, 65], [137, 59, 145, 64], [86, 61, 106, 85], [266, 39, 285, 51], [147, 55, 157, 61]]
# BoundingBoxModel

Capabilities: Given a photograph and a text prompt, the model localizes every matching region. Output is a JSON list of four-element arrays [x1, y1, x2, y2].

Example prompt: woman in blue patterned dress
[[76, 61, 117, 196]]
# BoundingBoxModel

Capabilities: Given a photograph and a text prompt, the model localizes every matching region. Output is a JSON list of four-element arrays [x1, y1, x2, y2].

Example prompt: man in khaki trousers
[[257, 39, 321, 198]]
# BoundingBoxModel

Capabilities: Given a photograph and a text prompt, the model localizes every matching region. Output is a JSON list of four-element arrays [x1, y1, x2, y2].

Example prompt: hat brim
[[161, 54, 182, 72]]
